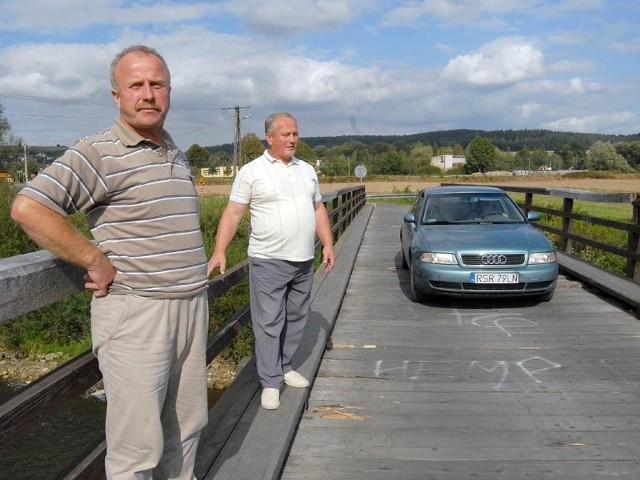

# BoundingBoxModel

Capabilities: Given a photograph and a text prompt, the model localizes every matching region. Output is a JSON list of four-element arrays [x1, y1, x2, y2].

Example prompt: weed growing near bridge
[[0, 190, 254, 364]]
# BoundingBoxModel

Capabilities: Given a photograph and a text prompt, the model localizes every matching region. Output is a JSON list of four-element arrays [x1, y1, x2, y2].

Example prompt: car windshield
[[421, 192, 527, 224]]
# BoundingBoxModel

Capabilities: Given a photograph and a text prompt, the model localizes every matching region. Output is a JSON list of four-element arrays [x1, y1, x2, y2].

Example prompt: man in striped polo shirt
[[11, 45, 209, 480], [207, 112, 335, 410]]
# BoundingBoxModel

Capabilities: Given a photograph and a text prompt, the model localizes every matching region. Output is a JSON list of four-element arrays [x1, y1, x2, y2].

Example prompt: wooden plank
[[57, 437, 106, 480], [0, 351, 101, 441], [0, 250, 85, 322], [282, 458, 640, 480], [195, 359, 261, 479], [280, 203, 640, 480], [289, 427, 640, 449], [557, 251, 640, 315], [198, 204, 375, 480], [205, 305, 251, 364], [547, 188, 637, 203]]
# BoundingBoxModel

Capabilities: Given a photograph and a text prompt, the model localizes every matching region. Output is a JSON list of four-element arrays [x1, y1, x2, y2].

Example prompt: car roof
[[421, 185, 505, 196]]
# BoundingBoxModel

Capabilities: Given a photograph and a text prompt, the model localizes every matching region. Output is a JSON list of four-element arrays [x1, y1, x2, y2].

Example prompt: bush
[[0, 193, 254, 362], [199, 196, 254, 361], [0, 183, 38, 257], [0, 291, 93, 357]]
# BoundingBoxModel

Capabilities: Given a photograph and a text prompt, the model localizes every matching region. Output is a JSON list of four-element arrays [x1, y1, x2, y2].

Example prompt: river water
[[0, 382, 223, 480]]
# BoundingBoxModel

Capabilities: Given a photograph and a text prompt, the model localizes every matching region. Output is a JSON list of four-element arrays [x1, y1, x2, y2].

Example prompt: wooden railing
[[0, 185, 366, 480], [439, 183, 640, 282]]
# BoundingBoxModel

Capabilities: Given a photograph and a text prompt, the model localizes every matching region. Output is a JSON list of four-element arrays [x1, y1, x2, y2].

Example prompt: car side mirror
[[527, 211, 541, 221], [404, 212, 416, 224]]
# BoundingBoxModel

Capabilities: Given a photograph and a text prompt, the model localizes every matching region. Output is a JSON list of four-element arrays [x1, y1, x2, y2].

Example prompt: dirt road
[[202, 175, 640, 196]]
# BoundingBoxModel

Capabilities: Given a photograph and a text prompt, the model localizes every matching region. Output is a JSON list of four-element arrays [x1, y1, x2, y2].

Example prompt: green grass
[[198, 196, 254, 362], [509, 192, 633, 222], [0, 194, 254, 362], [514, 194, 633, 276]]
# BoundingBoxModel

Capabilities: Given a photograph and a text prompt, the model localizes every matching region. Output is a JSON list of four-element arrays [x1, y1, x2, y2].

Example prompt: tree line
[[188, 129, 640, 176]]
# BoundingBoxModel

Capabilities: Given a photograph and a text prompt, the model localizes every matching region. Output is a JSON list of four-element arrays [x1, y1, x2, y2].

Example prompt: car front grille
[[460, 253, 526, 266]]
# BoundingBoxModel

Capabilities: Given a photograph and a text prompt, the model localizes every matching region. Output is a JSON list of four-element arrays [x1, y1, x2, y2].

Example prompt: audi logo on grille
[[481, 254, 507, 265]]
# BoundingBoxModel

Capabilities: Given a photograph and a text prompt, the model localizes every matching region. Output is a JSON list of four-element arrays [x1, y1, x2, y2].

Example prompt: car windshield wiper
[[423, 219, 454, 225], [476, 219, 523, 224]]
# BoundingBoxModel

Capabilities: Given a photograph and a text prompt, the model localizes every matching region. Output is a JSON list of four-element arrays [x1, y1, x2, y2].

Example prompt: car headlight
[[419, 252, 458, 264], [528, 252, 557, 264]]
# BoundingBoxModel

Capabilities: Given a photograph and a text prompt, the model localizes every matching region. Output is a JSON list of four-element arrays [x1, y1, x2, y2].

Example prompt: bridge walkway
[[280, 203, 640, 480], [199, 202, 640, 480]]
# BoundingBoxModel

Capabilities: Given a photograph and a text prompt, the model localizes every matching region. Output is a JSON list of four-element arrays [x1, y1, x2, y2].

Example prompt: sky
[[0, 0, 639, 151]]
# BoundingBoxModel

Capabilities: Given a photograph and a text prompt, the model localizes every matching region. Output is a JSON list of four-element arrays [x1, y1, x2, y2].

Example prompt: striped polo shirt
[[18, 119, 208, 299], [229, 151, 322, 262]]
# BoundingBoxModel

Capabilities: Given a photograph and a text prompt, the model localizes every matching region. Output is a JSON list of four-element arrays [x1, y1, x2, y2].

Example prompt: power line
[[0, 92, 221, 111], [1, 91, 253, 147], [6, 113, 112, 120], [173, 114, 235, 139], [0, 92, 102, 106]]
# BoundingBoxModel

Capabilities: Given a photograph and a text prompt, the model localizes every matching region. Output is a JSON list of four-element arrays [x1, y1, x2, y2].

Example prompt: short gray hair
[[265, 112, 296, 134], [110, 45, 171, 89]]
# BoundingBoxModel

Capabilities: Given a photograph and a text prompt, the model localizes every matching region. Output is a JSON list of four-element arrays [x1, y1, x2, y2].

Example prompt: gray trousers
[[249, 257, 314, 388]]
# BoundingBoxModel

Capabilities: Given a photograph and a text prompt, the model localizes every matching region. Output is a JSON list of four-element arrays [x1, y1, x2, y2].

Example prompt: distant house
[[431, 155, 466, 170], [200, 166, 238, 178], [0, 171, 14, 183]]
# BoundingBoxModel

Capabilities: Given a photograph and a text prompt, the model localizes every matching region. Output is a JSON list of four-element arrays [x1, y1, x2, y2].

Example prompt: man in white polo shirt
[[207, 112, 335, 410]]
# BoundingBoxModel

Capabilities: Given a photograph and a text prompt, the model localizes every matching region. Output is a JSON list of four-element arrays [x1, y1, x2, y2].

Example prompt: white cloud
[[547, 30, 591, 46], [542, 111, 637, 133], [608, 40, 640, 54], [0, 43, 111, 98], [381, 0, 544, 27], [547, 59, 596, 74], [0, 0, 638, 148], [517, 102, 543, 119], [434, 43, 455, 54], [442, 37, 544, 86], [242, 0, 353, 33], [537, 0, 605, 17], [522, 77, 603, 96], [0, 0, 226, 32]]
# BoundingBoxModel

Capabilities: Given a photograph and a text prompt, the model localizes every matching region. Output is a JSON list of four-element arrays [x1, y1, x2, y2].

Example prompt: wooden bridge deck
[[199, 203, 640, 480]]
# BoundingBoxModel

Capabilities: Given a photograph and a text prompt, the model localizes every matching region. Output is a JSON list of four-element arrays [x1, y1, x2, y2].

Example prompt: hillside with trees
[[208, 128, 640, 156], [202, 128, 640, 177]]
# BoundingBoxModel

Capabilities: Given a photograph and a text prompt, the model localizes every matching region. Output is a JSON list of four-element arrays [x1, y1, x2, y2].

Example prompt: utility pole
[[23, 144, 28, 184], [222, 105, 250, 174]]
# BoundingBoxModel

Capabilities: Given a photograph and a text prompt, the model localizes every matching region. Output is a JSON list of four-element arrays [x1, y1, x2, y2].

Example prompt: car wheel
[[400, 249, 408, 269], [399, 232, 409, 269], [409, 261, 427, 303]]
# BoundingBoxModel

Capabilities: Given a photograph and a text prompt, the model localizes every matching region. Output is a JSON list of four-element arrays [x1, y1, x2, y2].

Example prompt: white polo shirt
[[229, 151, 322, 262]]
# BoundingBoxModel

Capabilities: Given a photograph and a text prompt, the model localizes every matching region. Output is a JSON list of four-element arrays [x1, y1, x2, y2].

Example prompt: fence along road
[[280, 203, 640, 480]]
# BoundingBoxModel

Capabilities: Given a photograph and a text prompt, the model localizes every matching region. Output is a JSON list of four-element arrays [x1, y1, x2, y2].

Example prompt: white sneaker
[[261, 387, 280, 410], [284, 370, 310, 388]]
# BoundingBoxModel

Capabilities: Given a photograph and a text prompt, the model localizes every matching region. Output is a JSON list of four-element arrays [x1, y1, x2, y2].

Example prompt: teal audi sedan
[[400, 185, 558, 303]]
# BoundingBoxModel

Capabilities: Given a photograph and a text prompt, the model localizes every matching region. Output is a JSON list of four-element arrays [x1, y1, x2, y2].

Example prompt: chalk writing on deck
[[469, 356, 562, 390], [469, 312, 538, 337], [374, 355, 562, 390]]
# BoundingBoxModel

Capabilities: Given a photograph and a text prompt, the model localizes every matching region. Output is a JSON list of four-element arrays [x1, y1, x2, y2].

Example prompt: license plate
[[470, 272, 519, 284]]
